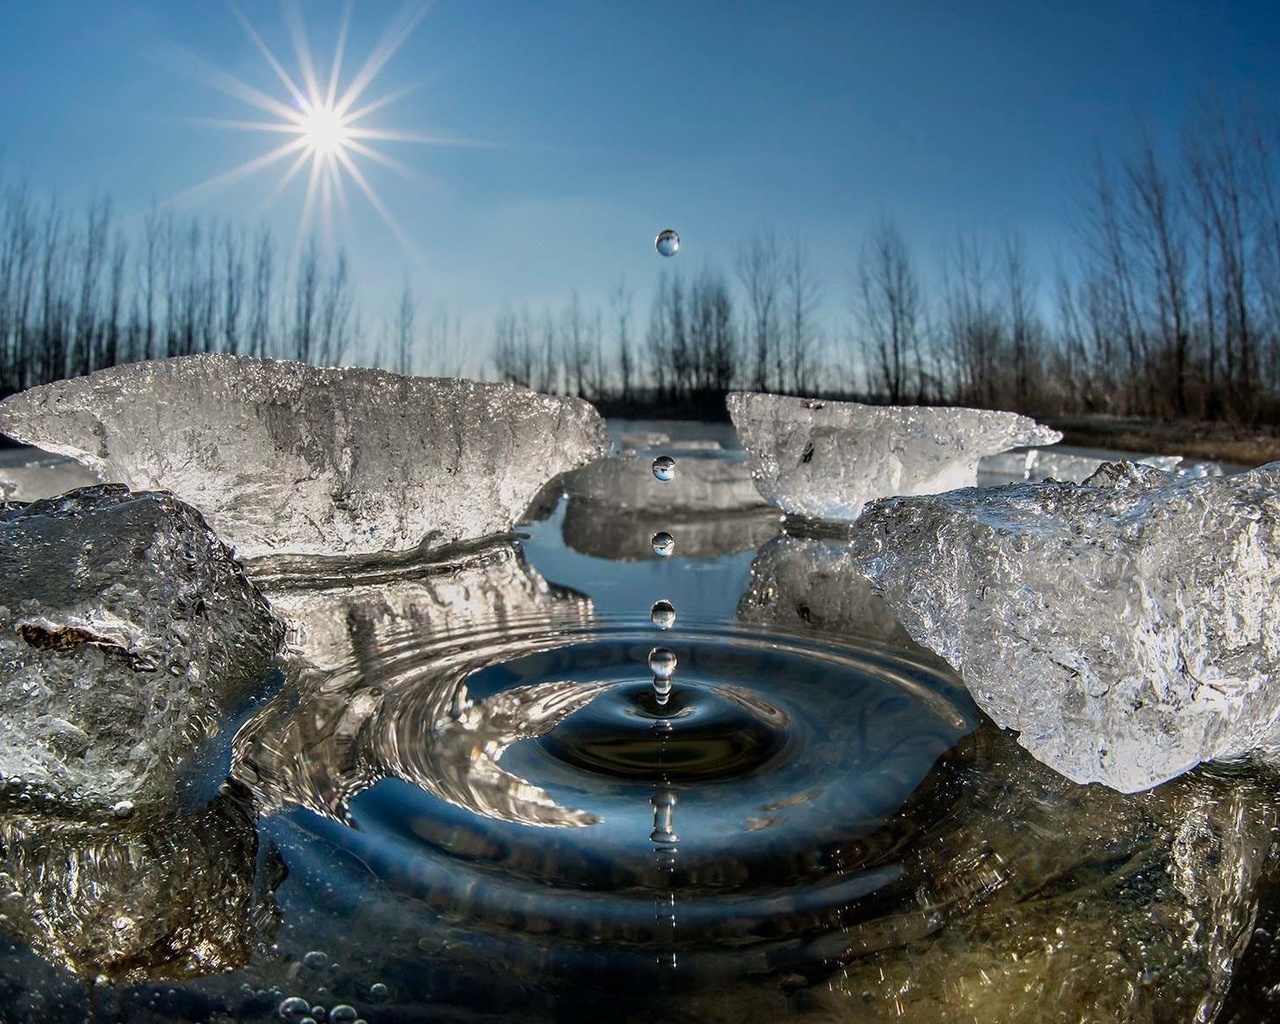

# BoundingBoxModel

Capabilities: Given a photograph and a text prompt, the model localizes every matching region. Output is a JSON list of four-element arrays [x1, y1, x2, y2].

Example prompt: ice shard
[[0, 354, 610, 561], [0, 485, 283, 813], [977, 444, 1221, 484], [848, 461, 1280, 791], [727, 391, 1061, 520]]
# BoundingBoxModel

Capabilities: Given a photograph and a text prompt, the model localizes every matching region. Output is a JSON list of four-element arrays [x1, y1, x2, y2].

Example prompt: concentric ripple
[[233, 616, 978, 983]]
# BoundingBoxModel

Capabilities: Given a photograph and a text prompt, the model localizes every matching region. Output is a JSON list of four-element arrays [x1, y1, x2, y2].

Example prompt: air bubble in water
[[650, 600, 676, 629], [651, 455, 676, 481], [654, 228, 680, 257], [111, 800, 134, 819], [278, 996, 312, 1022], [368, 983, 390, 1002], [651, 531, 674, 557], [302, 950, 329, 970], [328, 1008, 359, 1024]]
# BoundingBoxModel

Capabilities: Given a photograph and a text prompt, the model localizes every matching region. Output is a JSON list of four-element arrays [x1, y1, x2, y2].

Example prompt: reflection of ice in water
[[654, 228, 680, 257]]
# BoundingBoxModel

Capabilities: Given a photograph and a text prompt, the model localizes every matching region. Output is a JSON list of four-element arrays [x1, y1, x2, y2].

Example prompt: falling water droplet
[[652, 455, 676, 481], [654, 228, 680, 257], [650, 792, 679, 844], [650, 646, 677, 706], [650, 600, 676, 629], [651, 531, 675, 557], [648, 647, 677, 679]]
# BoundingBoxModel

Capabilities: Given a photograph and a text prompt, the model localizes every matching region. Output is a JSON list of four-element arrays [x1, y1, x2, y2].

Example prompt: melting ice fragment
[[0, 354, 610, 561], [847, 460, 1280, 792], [0, 485, 283, 814], [727, 391, 1061, 521]]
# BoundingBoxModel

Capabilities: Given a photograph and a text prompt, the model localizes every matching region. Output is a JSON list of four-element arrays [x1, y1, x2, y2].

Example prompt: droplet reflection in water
[[655, 228, 680, 257], [650, 600, 677, 629], [651, 531, 675, 557], [652, 455, 676, 481]]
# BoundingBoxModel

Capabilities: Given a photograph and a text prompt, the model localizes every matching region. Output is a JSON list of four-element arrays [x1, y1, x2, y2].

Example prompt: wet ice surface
[[849, 460, 1280, 792], [3, 424, 1280, 1022], [0, 485, 282, 814], [0, 355, 610, 561], [728, 391, 1061, 520]]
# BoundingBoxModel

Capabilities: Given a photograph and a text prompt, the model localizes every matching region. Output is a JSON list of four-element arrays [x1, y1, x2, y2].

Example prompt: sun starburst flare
[[168, 0, 489, 259]]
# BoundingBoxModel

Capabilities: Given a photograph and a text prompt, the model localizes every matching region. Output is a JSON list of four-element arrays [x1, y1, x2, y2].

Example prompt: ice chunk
[[977, 444, 1227, 485], [0, 450, 104, 501], [0, 788, 268, 984], [727, 392, 1061, 521], [736, 533, 927, 650], [0, 354, 610, 561], [0, 485, 283, 813], [560, 452, 778, 560], [847, 461, 1280, 791], [234, 542, 597, 826]]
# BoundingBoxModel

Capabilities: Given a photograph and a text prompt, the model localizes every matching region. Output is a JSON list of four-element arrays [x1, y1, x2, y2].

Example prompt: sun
[[169, 1, 485, 258], [300, 103, 350, 156]]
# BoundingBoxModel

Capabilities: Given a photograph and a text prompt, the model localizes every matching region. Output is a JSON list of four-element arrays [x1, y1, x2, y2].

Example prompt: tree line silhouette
[[4, 98, 1280, 426]]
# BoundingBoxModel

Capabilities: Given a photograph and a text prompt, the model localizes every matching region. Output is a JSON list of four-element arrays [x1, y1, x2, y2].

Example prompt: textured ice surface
[[0, 450, 104, 502], [737, 533, 924, 649], [0, 354, 610, 561], [848, 461, 1280, 791], [727, 392, 1061, 520], [0, 789, 266, 983], [978, 446, 1183, 483], [235, 542, 596, 826], [0, 485, 283, 813]]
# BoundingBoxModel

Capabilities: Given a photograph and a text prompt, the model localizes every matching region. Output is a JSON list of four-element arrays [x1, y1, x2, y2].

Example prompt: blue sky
[[1, 0, 1278, 364]]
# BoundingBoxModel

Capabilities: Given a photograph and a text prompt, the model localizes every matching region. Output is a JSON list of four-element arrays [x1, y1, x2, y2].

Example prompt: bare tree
[[782, 240, 820, 394], [611, 277, 634, 401], [395, 277, 416, 376], [856, 218, 923, 404], [736, 231, 781, 392]]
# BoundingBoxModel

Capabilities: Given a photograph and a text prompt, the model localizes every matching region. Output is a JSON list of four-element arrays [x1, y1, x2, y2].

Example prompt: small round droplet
[[651, 531, 674, 557], [655, 228, 680, 257], [650, 600, 676, 629], [111, 800, 134, 819], [368, 983, 390, 1002], [328, 1008, 359, 1024], [278, 996, 312, 1022], [648, 647, 677, 680], [302, 950, 329, 970], [652, 455, 676, 481]]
